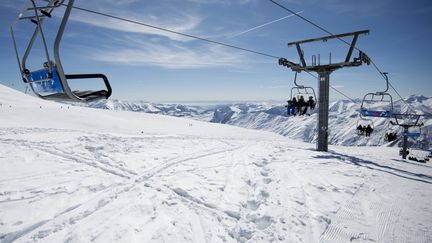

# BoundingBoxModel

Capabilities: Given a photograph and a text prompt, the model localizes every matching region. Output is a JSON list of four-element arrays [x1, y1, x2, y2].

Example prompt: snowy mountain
[[74, 99, 214, 121], [1, 84, 431, 242], [81, 96, 432, 148]]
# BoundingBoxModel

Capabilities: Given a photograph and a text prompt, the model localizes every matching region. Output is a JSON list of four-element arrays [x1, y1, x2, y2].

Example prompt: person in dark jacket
[[302, 96, 316, 115], [290, 98, 297, 115], [365, 125, 373, 137], [387, 132, 397, 142], [356, 125, 364, 135], [297, 96, 306, 116]]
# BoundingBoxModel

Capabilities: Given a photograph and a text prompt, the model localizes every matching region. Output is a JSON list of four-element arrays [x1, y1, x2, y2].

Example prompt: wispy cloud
[[229, 11, 303, 38], [281, 0, 392, 16], [63, 1, 272, 69], [89, 37, 254, 69], [69, 10, 203, 42]]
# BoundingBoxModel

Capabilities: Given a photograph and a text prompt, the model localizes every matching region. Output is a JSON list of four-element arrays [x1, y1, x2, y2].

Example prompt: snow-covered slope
[[1, 85, 432, 243]]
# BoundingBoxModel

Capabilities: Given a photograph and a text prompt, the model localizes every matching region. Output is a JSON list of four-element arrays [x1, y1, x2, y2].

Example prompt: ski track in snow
[[1, 85, 431, 242], [1, 128, 248, 242], [2, 128, 431, 242]]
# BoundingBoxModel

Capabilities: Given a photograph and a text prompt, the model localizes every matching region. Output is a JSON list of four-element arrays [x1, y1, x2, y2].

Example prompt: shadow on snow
[[313, 152, 432, 185]]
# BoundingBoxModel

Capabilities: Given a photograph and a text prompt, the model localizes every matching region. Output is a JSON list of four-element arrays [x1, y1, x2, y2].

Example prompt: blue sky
[[1, 0, 431, 102]]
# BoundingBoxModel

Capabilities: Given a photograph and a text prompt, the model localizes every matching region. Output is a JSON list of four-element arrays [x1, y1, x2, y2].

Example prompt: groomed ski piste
[[0, 84, 431, 243]]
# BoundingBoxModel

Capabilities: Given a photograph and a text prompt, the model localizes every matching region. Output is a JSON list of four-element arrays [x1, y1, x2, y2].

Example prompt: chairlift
[[355, 117, 374, 136], [402, 120, 423, 139], [11, 0, 112, 102], [406, 148, 430, 163], [360, 72, 393, 118], [285, 72, 317, 116], [384, 121, 399, 142], [290, 72, 316, 101]]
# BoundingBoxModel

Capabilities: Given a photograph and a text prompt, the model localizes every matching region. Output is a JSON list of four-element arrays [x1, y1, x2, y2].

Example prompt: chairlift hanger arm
[[293, 71, 304, 88], [378, 72, 389, 93]]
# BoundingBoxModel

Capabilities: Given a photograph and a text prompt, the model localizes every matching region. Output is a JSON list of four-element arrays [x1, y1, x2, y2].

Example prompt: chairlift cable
[[54, 2, 281, 60], [330, 86, 357, 103], [51, 1, 360, 104], [388, 81, 416, 113], [269, 0, 417, 113], [304, 71, 357, 103]]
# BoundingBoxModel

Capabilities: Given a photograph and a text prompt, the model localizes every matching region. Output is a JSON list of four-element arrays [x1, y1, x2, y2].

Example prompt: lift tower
[[391, 114, 424, 159], [279, 30, 370, 152]]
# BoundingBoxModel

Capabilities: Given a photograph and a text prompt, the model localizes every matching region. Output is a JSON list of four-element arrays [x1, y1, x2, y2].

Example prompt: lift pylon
[[391, 113, 424, 159], [279, 30, 370, 151]]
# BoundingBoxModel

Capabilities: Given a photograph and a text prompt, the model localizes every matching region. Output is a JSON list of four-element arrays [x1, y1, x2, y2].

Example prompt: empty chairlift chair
[[360, 72, 393, 118], [10, 0, 112, 102]]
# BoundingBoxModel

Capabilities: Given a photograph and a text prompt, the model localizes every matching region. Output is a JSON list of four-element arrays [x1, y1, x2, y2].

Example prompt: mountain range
[[81, 95, 432, 148]]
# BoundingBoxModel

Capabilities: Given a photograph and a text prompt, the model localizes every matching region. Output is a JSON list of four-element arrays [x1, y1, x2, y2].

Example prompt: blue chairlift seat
[[402, 132, 421, 137], [27, 67, 64, 94], [360, 109, 391, 118], [26, 66, 111, 101]]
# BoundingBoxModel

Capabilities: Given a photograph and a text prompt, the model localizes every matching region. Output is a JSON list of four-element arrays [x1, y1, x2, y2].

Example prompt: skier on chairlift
[[303, 96, 315, 115], [297, 96, 306, 116], [365, 124, 373, 137], [385, 132, 397, 142], [356, 125, 364, 135], [286, 98, 297, 116]]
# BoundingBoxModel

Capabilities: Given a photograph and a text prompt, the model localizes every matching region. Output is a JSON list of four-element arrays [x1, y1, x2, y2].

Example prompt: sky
[[0, 0, 432, 102]]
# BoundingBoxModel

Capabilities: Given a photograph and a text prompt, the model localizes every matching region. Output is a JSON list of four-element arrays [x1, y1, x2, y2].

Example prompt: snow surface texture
[[83, 96, 432, 147], [0, 84, 431, 243]]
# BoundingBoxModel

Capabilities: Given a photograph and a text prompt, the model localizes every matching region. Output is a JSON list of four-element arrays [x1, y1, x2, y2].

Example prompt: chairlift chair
[[360, 72, 393, 118], [10, 0, 112, 102], [384, 121, 399, 142], [355, 117, 374, 136], [290, 72, 316, 101], [287, 72, 317, 116]]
